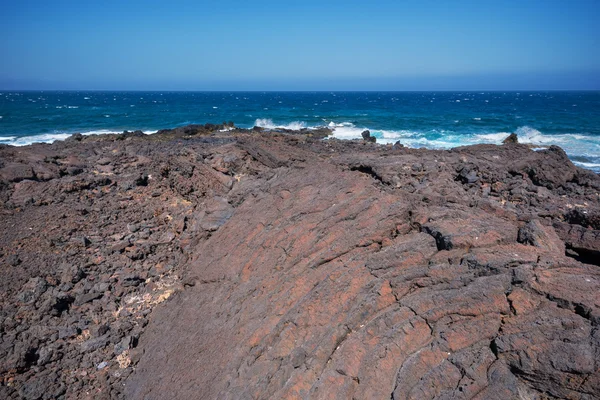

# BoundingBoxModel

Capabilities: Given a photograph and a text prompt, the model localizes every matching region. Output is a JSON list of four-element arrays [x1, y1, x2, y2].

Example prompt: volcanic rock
[[0, 125, 598, 399], [361, 129, 376, 143], [503, 133, 519, 144]]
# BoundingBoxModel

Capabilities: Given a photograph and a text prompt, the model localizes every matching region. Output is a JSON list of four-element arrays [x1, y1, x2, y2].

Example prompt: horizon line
[[2, 89, 600, 93]]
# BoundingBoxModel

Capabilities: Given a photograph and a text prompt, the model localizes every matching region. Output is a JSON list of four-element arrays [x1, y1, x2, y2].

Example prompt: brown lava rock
[[0, 126, 599, 399]]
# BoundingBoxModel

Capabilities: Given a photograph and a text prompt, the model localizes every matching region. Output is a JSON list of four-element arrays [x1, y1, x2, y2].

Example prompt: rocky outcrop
[[361, 129, 376, 143], [0, 127, 599, 399], [503, 133, 519, 144]]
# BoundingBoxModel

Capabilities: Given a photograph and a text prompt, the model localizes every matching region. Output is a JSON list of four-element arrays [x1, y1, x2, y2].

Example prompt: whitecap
[[475, 132, 512, 142], [1, 129, 162, 146], [573, 161, 600, 168], [255, 118, 307, 130], [4, 133, 72, 146], [473, 117, 481, 121]]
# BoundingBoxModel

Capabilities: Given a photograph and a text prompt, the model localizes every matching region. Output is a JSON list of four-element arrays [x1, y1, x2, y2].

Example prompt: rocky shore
[[0, 125, 599, 399]]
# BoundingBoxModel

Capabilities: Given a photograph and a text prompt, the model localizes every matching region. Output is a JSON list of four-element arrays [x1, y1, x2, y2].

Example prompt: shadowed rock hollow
[[0, 127, 599, 399]]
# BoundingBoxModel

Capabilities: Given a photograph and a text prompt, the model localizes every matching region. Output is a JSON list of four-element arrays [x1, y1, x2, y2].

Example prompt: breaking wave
[[254, 119, 307, 130], [324, 123, 600, 171], [0, 129, 158, 146]]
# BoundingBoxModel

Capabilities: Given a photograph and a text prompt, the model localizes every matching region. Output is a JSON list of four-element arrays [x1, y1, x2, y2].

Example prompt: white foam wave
[[474, 132, 512, 142], [573, 161, 600, 168], [327, 124, 600, 169], [0, 129, 158, 146], [327, 122, 364, 138], [255, 118, 307, 130], [2, 133, 72, 146], [474, 127, 598, 148]]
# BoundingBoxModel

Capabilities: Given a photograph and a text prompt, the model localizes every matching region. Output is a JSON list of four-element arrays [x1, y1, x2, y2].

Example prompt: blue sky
[[1, 0, 599, 90]]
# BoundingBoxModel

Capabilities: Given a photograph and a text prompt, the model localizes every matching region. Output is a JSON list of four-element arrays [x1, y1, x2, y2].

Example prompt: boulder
[[361, 130, 376, 143], [503, 133, 519, 144]]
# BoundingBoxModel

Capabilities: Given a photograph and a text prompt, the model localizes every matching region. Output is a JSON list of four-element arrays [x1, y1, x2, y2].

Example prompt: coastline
[[1, 126, 599, 398], [2, 91, 600, 172], [1, 122, 600, 173]]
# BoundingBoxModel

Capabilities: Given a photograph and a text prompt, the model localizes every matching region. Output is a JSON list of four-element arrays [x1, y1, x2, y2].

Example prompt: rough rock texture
[[0, 126, 599, 399], [503, 133, 519, 144]]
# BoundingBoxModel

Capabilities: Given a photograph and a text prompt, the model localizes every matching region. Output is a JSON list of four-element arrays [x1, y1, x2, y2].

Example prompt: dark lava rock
[[503, 133, 519, 144], [0, 163, 36, 182], [457, 164, 479, 184], [80, 334, 110, 353], [74, 291, 103, 306], [7, 253, 21, 266], [65, 133, 83, 142], [393, 140, 404, 149], [361, 130, 376, 143], [121, 130, 146, 139], [58, 326, 80, 339]]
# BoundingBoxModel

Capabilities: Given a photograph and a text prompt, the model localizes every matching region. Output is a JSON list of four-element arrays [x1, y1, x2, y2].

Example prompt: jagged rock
[[0, 125, 598, 400], [17, 277, 48, 305], [361, 130, 376, 143], [0, 163, 35, 182], [518, 219, 565, 253], [80, 334, 110, 353], [503, 133, 519, 144], [74, 291, 103, 306], [7, 253, 21, 266]]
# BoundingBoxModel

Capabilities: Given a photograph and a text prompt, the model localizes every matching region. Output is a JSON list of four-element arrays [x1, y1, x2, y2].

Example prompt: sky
[[1, 0, 599, 90]]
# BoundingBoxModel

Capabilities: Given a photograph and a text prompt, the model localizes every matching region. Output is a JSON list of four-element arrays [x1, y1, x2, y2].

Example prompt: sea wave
[[255, 118, 307, 130], [325, 123, 600, 170], [572, 161, 600, 168], [0, 129, 158, 146], [1, 133, 73, 146]]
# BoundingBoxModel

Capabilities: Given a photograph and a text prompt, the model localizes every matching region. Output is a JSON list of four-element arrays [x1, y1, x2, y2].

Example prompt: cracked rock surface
[[1, 127, 599, 399]]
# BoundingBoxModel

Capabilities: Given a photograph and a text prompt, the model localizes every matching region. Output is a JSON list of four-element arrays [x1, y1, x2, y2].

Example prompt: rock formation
[[0, 127, 598, 399], [361, 130, 377, 143], [503, 133, 519, 144]]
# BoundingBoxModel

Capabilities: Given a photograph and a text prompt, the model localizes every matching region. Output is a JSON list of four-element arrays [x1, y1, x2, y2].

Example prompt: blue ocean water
[[1, 91, 599, 171]]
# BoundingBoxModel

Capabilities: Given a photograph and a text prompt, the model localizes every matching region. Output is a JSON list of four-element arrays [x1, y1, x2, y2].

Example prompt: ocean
[[1, 91, 599, 172]]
